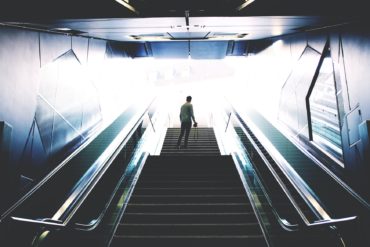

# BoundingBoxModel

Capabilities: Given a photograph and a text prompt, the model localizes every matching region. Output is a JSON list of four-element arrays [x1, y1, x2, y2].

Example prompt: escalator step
[[115, 223, 262, 235], [110, 133, 266, 247], [121, 212, 259, 224], [125, 203, 254, 213], [111, 235, 266, 247], [132, 187, 245, 195], [128, 194, 249, 204]]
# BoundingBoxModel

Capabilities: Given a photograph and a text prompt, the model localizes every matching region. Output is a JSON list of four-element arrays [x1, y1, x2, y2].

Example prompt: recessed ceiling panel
[[190, 41, 229, 59], [169, 32, 210, 39], [150, 41, 189, 58]]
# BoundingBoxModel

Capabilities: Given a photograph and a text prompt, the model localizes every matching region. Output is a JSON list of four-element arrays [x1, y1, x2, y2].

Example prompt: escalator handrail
[[231, 154, 272, 246], [228, 110, 317, 227], [215, 108, 299, 231], [1, 118, 106, 222], [51, 105, 152, 223], [238, 150, 300, 231], [277, 122, 370, 210], [230, 108, 357, 228], [73, 152, 150, 231], [9, 217, 65, 228], [7, 99, 156, 228], [232, 152, 299, 236]]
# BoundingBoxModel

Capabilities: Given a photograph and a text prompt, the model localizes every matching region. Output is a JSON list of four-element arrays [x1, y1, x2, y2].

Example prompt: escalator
[[229, 108, 369, 246], [110, 128, 268, 246], [1, 107, 367, 247], [0, 103, 156, 247], [233, 127, 342, 246]]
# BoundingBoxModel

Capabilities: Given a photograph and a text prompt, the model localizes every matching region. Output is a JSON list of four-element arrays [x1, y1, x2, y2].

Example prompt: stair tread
[[111, 129, 265, 246]]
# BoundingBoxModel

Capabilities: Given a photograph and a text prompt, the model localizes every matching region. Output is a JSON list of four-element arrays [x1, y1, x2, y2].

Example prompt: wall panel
[[40, 32, 71, 67]]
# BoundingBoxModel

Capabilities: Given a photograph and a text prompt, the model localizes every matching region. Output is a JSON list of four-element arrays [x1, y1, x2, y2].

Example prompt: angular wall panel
[[72, 36, 89, 64], [36, 49, 102, 157], [341, 31, 370, 117], [288, 33, 308, 62], [307, 32, 327, 53], [346, 106, 362, 146], [87, 38, 107, 65], [35, 96, 55, 154], [40, 32, 71, 67], [0, 27, 40, 165], [279, 46, 321, 137]]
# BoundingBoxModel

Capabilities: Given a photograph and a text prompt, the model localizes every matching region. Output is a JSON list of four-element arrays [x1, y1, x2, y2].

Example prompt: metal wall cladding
[[279, 46, 321, 137], [275, 26, 370, 201], [36, 50, 102, 156], [0, 27, 108, 192], [0, 28, 40, 164]]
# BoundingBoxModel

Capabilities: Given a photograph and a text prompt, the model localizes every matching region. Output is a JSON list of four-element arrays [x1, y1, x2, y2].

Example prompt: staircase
[[160, 128, 220, 156], [110, 128, 267, 247]]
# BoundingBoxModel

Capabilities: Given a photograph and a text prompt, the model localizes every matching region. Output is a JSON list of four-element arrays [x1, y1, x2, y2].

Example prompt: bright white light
[[52, 27, 72, 31], [85, 56, 156, 127], [88, 45, 293, 131]]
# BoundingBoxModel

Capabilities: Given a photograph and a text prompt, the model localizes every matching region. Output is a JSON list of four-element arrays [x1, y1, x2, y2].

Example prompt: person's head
[[186, 96, 192, 102]]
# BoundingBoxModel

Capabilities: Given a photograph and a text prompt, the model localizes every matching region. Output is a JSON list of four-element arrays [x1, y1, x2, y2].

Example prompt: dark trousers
[[177, 122, 192, 147]]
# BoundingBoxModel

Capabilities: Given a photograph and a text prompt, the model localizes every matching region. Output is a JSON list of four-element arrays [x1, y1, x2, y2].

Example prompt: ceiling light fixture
[[236, 0, 255, 11], [208, 33, 248, 40], [130, 35, 170, 41], [115, 0, 139, 15]]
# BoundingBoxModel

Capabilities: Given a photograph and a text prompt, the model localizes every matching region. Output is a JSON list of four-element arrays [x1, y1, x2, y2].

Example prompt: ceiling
[[0, 0, 365, 45], [0, 0, 367, 20], [2, 16, 343, 42]]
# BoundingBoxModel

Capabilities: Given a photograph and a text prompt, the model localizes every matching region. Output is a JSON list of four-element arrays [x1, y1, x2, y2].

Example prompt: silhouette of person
[[177, 96, 197, 149]]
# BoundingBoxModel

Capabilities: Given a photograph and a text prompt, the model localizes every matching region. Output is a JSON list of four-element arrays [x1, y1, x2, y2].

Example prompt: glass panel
[[309, 52, 343, 160]]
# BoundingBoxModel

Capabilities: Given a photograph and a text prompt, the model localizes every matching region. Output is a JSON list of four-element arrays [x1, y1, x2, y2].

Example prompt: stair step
[[111, 143, 266, 247], [111, 235, 266, 247], [132, 187, 246, 195], [121, 212, 259, 224], [125, 203, 253, 213], [115, 223, 262, 235], [161, 128, 220, 156], [135, 180, 243, 187], [128, 194, 249, 204]]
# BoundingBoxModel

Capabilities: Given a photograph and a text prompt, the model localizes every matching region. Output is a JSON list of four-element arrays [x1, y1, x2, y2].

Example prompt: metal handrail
[[10, 217, 64, 227], [73, 152, 150, 231], [53, 107, 151, 223], [231, 154, 272, 246], [230, 108, 357, 228], [224, 123, 299, 231], [276, 121, 370, 210], [7, 99, 156, 228], [242, 156, 299, 231], [213, 108, 298, 231], [1, 119, 105, 222]]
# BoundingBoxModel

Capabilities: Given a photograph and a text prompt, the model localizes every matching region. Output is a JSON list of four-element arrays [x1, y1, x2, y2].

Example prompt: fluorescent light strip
[[236, 0, 255, 11], [115, 0, 140, 15]]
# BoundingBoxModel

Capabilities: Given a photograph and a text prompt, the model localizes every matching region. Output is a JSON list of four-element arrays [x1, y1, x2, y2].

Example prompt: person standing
[[177, 96, 197, 149]]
